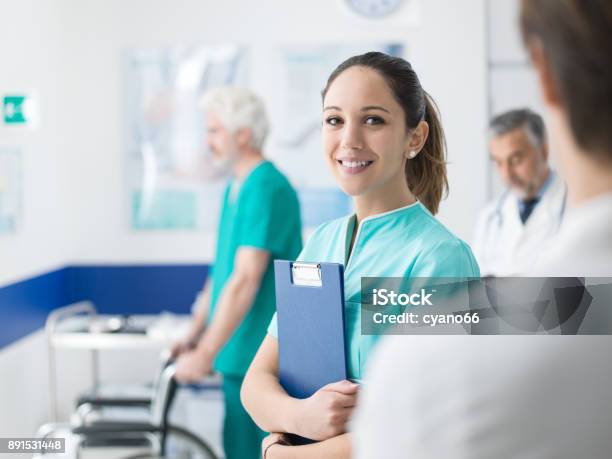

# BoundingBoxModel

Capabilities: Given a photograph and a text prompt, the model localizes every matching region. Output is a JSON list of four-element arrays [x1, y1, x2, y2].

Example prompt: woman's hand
[[294, 380, 359, 441], [262, 432, 288, 459]]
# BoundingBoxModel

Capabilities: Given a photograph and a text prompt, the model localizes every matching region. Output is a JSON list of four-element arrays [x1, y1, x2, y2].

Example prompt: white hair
[[200, 86, 269, 150]]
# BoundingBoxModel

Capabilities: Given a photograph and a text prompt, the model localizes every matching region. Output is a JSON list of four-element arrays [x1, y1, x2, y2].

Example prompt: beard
[[509, 177, 540, 200], [201, 147, 239, 181]]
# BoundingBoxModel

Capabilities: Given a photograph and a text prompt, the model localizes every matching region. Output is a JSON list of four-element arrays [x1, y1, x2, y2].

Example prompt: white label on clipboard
[[291, 262, 322, 287]]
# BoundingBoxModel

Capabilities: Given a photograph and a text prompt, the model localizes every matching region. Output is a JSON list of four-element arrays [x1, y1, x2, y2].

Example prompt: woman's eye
[[364, 116, 385, 125], [325, 116, 343, 126]]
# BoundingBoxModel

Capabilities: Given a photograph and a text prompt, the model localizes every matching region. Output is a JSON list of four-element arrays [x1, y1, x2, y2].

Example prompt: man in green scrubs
[[172, 87, 302, 459]]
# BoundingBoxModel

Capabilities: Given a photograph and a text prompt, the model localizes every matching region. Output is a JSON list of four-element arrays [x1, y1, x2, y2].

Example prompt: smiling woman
[[321, 52, 448, 216], [240, 52, 480, 459]]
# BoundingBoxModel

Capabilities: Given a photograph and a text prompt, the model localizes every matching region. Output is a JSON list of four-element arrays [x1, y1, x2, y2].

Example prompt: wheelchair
[[36, 362, 220, 459]]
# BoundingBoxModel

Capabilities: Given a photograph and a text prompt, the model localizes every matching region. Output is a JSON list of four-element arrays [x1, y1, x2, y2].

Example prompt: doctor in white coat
[[472, 109, 566, 276]]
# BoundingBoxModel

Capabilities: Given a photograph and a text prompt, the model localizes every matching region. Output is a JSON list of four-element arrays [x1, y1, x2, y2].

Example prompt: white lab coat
[[472, 172, 566, 276], [354, 193, 612, 459], [354, 335, 612, 459], [532, 192, 612, 276]]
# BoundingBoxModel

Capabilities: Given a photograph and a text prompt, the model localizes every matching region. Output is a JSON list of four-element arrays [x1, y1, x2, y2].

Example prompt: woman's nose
[[340, 122, 364, 151]]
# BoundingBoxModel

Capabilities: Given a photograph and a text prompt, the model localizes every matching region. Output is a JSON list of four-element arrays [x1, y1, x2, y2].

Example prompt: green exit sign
[[3, 95, 28, 125]]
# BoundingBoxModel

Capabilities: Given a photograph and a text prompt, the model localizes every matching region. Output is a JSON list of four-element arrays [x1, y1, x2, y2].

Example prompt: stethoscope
[[486, 186, 568, 236]]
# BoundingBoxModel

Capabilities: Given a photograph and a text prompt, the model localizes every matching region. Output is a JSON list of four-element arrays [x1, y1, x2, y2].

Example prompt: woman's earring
[[409, 150, 417, 159]]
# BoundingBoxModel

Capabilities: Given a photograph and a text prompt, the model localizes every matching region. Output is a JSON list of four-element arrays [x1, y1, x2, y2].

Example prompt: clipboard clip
[[291, 262, 322, 287]]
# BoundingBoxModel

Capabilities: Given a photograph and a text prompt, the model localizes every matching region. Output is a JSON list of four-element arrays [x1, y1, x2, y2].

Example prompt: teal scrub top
[[210, 160, 303, 377], [269, 201, 480, 380]]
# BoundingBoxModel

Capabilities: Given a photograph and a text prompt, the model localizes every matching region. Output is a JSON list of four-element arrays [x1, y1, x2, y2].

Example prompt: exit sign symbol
[[3, 95, 27, 124]]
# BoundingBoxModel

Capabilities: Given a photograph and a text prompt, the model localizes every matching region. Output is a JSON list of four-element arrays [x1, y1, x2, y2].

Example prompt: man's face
[[205, 112, 236, 159], [490, 128, 547, 199]]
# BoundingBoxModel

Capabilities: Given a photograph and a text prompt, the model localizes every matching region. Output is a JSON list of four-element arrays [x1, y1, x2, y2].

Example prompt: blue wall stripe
[[0, 269, 69, 349], [65, 265, 209, 315], [0, 264, 209, 350]]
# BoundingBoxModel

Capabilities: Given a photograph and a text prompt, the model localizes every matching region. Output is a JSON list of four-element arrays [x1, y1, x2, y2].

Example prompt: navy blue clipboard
[[274, 260, 347, 402]]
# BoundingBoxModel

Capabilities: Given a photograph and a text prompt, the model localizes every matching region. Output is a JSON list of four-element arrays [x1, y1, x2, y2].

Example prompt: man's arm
[[175, 246, 270, 382], [197, 245, 269, 356], [170, 277, 212, 358], [186, 277, 212, 340]]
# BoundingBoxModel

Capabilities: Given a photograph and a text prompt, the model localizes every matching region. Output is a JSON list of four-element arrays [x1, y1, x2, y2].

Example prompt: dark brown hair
[[521, 0, 612, 162], [321, 52, 448, 215]]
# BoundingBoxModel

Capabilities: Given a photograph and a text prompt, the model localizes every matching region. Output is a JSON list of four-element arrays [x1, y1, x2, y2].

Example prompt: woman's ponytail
[[405, 92, 448, 215]]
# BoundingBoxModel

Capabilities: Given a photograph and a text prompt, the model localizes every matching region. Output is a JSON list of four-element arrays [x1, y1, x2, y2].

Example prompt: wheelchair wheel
[[122, 424, 219, 459]]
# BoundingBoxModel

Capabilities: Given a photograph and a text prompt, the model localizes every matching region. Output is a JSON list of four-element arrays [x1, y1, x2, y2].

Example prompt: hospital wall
[[0, 0, 531, 437], [486, 0, 549, 196], [0, 1, 67, 436], [0, 0, 67, 287], [57, 0, 488, 264]]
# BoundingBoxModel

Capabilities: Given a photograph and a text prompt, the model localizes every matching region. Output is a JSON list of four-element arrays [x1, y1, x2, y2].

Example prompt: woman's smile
[[336, 157, 375, 175]]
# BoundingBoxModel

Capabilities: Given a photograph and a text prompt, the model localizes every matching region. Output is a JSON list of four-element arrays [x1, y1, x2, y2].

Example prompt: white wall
[[0, 0, 67, 437], [56, 0, 488, 262], [0, 0, 490, 279], [0, 332, 49, 436], [412, 1, 488, 237], [0, 0, 67, 286], [487, 0, 549, 198]]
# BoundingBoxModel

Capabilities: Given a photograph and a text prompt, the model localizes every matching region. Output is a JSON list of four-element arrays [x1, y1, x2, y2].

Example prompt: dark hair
[[489, 108, 546, 150], [321, 52, 448, 215], [520, 0, 612, 162]]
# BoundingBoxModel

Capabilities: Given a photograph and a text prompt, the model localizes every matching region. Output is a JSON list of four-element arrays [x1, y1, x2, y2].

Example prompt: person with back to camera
[[353, 2, 612, 458]]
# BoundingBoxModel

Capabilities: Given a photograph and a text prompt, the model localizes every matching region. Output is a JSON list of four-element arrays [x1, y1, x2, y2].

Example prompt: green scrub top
[[210, 160, 302, 377], [269, 202, 480, 380]]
